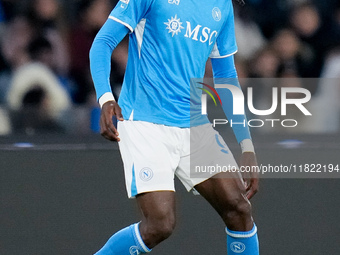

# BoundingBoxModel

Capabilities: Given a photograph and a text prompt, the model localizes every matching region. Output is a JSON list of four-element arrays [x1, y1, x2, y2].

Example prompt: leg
[[194, 172, 253, 231], [183, 124, 253, 231], [96, 121, 181, 254], [177, 124, 259, 253], [195, 173, 259, 254], [94, 191, 175, 254], [137, 191, 176, 248]]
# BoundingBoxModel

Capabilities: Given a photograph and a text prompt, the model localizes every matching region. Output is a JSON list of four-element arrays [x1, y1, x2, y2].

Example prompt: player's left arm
[[211, 55, 259, 199]]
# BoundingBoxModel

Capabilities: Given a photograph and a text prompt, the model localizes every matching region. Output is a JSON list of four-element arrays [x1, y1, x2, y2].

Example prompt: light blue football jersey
[[111, 0, 238, 127]]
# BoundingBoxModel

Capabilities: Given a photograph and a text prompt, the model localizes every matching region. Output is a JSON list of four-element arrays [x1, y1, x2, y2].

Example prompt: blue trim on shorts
[[131, 164, 138, 197], [215, 134, 229, 154]]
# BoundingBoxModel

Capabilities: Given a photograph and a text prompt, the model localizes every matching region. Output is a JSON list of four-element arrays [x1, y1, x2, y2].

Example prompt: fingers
[[246, 178, 259, 200], [114, 104, 124, 121], [240, 153, 259, 199], [246, 189, 257, 200], [100, 101, 122, 142], [100, 114, 120, 141]]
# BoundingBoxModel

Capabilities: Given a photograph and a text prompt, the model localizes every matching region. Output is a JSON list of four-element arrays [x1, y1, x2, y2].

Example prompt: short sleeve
[[109, 0, 154, 32], [209, 0, 238, 58]]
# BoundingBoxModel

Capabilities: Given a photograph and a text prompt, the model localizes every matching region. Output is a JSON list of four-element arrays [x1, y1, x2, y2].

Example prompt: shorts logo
[[168, 0, 180, 5], [140, 167, 154, 181], [129, 246, 140, 255], [230, 242, 246, 253], [212, 7, 222, 21]]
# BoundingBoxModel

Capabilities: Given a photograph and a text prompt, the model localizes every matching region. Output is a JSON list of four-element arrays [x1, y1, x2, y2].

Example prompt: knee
[[223, 196, 252, 223], [152, 216, 176, 239], [141, 214, 176, 247]]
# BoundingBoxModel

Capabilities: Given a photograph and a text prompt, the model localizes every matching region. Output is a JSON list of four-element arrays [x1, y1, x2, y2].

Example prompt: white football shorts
[[117, 120, 239, 198]]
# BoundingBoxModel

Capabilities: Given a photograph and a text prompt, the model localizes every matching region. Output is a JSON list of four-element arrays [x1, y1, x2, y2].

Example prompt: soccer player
[[90, 0, 259, 254]]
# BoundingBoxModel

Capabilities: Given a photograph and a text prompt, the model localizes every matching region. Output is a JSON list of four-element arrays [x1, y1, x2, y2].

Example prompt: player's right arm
[[90, 0, 154, 141], [89, 18, 129, 141]]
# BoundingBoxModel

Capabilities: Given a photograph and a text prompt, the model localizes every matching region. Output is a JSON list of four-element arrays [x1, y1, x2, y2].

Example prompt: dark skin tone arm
[[100, 100, 124, 142]]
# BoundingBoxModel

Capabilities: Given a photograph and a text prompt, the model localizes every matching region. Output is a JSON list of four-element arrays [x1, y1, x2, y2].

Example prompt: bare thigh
[[194, 172, 253, 231]]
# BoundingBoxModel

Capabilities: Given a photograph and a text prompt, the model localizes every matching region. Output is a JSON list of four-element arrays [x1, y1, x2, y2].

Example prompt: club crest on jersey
[[212, 7, 222, 21], [168, 0, 180, 5], [164, 15, 184, 36]]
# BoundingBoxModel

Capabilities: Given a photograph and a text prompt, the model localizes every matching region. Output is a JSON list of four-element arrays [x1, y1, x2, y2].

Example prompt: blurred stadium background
[[0, 0, 340, 254]]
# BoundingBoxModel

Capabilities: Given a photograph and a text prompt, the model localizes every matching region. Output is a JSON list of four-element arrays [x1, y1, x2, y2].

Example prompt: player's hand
[[100, 101, 124, 142], [240, 152, 259, 200]]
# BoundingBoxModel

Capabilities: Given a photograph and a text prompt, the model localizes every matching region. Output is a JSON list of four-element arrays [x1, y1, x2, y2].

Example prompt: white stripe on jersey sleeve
[[109, 16, 134, 33], [209, 43, 238, 59]]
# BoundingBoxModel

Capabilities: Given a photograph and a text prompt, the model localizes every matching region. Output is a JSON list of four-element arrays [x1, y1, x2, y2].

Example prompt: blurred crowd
[[231, 0, 340, 134], [0, 0, 339, 135], [0, 0, 128, 135]]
